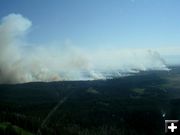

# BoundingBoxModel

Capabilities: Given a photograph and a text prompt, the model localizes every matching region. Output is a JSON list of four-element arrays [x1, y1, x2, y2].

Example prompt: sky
[[0, 0, 180, 49], [0, 0, 180, 83]]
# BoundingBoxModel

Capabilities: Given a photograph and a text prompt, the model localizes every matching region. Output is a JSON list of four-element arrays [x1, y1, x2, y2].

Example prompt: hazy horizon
[[0, 0, 180, 83]]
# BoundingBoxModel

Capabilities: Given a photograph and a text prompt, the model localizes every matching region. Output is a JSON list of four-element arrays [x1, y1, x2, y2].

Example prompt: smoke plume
[[0, 13, 169, 84]]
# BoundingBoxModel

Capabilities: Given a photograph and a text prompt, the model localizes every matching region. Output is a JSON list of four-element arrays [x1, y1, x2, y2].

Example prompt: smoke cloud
[[0, 13, 169, 84]]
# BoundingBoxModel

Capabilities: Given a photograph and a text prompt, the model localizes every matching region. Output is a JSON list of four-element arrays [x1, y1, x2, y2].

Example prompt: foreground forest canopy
[[0, 66, 180, 135]]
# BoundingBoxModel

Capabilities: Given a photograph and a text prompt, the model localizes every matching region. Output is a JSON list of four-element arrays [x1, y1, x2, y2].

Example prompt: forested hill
[[0, 67, 180, 135]]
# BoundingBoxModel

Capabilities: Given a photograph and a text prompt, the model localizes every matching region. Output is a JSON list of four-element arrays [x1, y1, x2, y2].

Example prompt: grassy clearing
[[161, 75, 180, 89], [0, 122, 33, 135], [86, 87, 99, 94], [132, 88, 145, 95]]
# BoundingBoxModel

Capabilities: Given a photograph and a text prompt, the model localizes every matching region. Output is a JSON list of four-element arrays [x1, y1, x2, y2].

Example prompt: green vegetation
[[0, 66, 180, 135], [132, 88, 145, 95], [86, 87, 99, 94], [0, 122, 33, 135]]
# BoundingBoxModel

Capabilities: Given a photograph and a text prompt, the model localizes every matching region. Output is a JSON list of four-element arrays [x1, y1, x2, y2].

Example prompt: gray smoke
[[0, 13, 169, 84]]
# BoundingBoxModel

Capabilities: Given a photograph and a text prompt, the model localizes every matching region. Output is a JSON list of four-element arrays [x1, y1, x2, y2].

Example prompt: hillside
[[0, 66, 180, 135]]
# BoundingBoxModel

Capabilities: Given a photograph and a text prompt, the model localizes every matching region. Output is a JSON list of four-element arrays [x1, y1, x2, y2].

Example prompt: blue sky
[[0, 0, 180, 83], [0, 0, 180, 49]]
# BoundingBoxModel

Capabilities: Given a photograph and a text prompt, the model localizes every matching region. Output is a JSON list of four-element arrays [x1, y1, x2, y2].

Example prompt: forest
[[0, 66, 180, 135]]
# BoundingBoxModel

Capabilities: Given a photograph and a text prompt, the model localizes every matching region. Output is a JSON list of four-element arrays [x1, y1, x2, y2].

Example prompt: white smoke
[[0, 13, 169, 84]]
